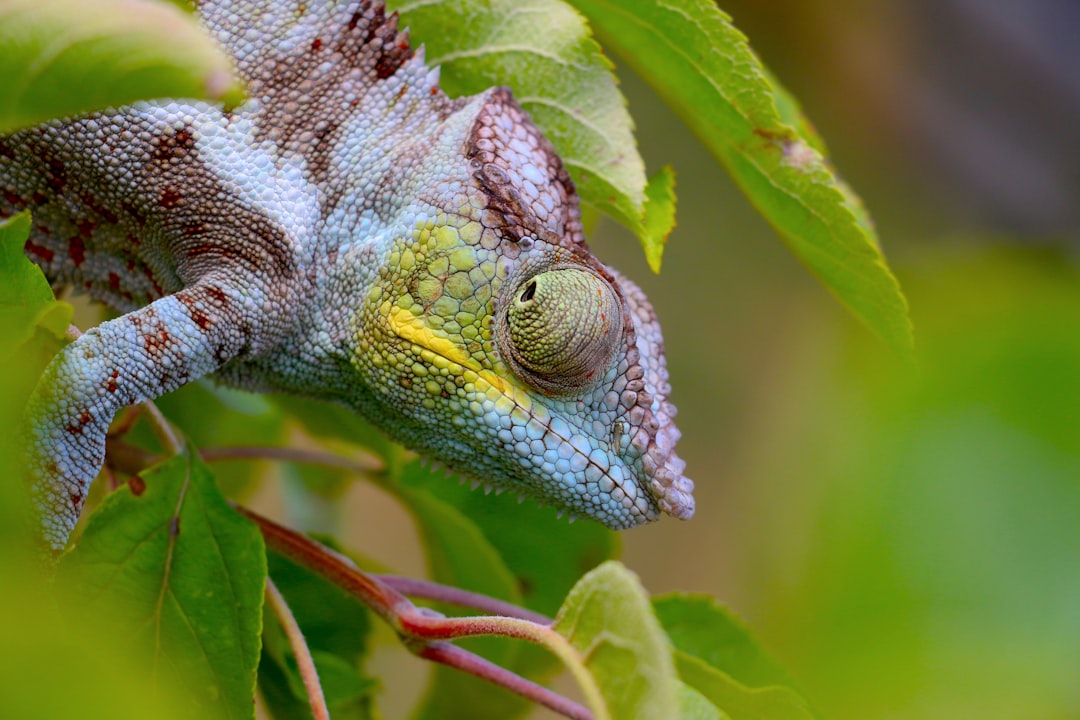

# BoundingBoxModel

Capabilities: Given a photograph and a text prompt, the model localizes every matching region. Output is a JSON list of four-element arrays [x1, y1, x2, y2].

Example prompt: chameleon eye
[[499, 268, 622, 396]]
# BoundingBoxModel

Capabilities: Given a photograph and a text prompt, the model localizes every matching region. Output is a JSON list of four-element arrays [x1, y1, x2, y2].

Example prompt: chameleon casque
[[1, 0, 694, 552]]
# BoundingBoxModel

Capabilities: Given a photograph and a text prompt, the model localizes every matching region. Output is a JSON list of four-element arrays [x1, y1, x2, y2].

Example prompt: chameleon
[[0, 0, 694, 553]]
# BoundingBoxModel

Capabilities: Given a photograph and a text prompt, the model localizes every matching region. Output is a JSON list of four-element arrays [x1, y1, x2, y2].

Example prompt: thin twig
[[237, 505, 600, 720], [419, 641, 591, 720], [140, 401, 182, 455], [265, 576, 330, 720], [201, 445, 385, 475], [374, 574, 552, 624]]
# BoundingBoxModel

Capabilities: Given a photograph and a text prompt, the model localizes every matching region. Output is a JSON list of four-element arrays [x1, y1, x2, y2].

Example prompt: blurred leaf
[[673, 652, 815, 720], [0, 212, 70, 539], [656, 591, 815, 719], [0, 557, 195, 720], [0, 211, 72, 355], [655, 594, 800, 690], [569, 0, 912, 350], [679, 683, 726, 720], [274, 395, 400, 470], [393, 0, 656, 254], [641, 164, 678, 273], [554, 561, 679, 719], [0, 0, 243, 133], [56, 449, 265, 720], [399, 460, 618, 616]]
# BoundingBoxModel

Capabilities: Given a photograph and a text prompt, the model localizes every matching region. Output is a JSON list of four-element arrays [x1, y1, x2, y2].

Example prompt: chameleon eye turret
[[498, 266, 623, 397]]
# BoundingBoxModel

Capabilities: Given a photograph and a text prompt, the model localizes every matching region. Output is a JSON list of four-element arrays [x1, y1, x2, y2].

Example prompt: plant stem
[[418, 641, 592, 720], [374, 574, 552, 624], [140, 401, 182, 455], [265, 576, 330, 720], [238, 505, 602, 720], [202, 445, 385, 475]]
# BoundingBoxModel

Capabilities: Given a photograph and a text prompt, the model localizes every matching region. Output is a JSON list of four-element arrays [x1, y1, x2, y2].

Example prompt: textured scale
[[0, 0, 694, 552]]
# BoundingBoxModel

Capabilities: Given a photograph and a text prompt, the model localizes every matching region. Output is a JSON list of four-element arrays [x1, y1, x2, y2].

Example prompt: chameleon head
[[350, 88, 694, 529]]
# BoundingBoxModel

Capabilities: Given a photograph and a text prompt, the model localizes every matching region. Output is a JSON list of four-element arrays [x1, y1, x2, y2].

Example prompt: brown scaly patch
[[151, 126, 196, 163], [159, 187, 182, 208]]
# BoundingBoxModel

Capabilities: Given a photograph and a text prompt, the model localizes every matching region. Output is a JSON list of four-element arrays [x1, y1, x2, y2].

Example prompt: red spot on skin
[[69, 236, 86, 267], [159, 187, 181, 208], [25, 241, 54, 263], [430, 87, 439, 95], [180, 221, 204, 236], [2, 189, 22, 206], [398, 40, 409, 51], [45, 158, 66, 193], [128, 233, 141, 245], [31, 191, 48, 205], [77, 219, 95, 238], [311, 37, 323, 52], [106, 370, 119, 393], [205, 286, 228, 304], [126, 258, 136, 272], [144, 328, 171, 354], [348, 11, 361, 30], [70, 491, 83, 508], [128, 476, 146, 496], [108, 272, 120, 292], [35, 224, 51, 235]]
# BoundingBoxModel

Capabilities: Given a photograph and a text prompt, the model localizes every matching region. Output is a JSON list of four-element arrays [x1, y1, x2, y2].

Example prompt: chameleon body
[[0, 0, 694, 551]]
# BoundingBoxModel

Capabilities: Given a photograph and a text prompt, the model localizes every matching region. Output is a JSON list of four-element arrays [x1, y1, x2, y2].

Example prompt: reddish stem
[[419, 641, 591, 720], [236, 506, 594, 720], [374, 574, 552, 624]]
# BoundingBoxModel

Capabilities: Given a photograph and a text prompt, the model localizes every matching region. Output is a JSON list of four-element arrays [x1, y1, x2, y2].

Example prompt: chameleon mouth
[[384, 303, 663, 527]]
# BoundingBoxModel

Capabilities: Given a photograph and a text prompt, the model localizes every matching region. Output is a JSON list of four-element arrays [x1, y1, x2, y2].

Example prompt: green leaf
[[0, 212, 72, 357], [568, 0, 913, 350], [554, 561, 679, 719], [392, 0, 652, 249], [56, 449, 266, 720], [655, 595, 817, 720], [0, 0, 243, 133], [0, 558, 194, 720], [679, 683, 727, 720], [641, 164, 678, 273], [673, 652, 816, 720], [0, 212, 71, 521]]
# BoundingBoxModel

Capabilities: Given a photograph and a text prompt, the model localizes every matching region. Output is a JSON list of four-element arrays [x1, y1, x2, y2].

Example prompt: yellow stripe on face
[[385, 305, 535, 412]]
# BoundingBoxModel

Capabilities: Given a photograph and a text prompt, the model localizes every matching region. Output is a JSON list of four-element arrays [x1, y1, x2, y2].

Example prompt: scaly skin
[[0, 0, 694, 552]]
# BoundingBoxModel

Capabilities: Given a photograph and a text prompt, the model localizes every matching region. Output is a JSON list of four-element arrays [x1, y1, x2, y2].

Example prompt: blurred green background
[[584, 1, 1080, 718]]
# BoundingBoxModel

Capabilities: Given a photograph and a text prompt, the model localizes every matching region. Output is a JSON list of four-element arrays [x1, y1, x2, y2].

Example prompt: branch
[[202, 445, 384, 476], [374, 574, 552, 624], [237, 505, 600, 720], [265, 576, 330, 720]]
